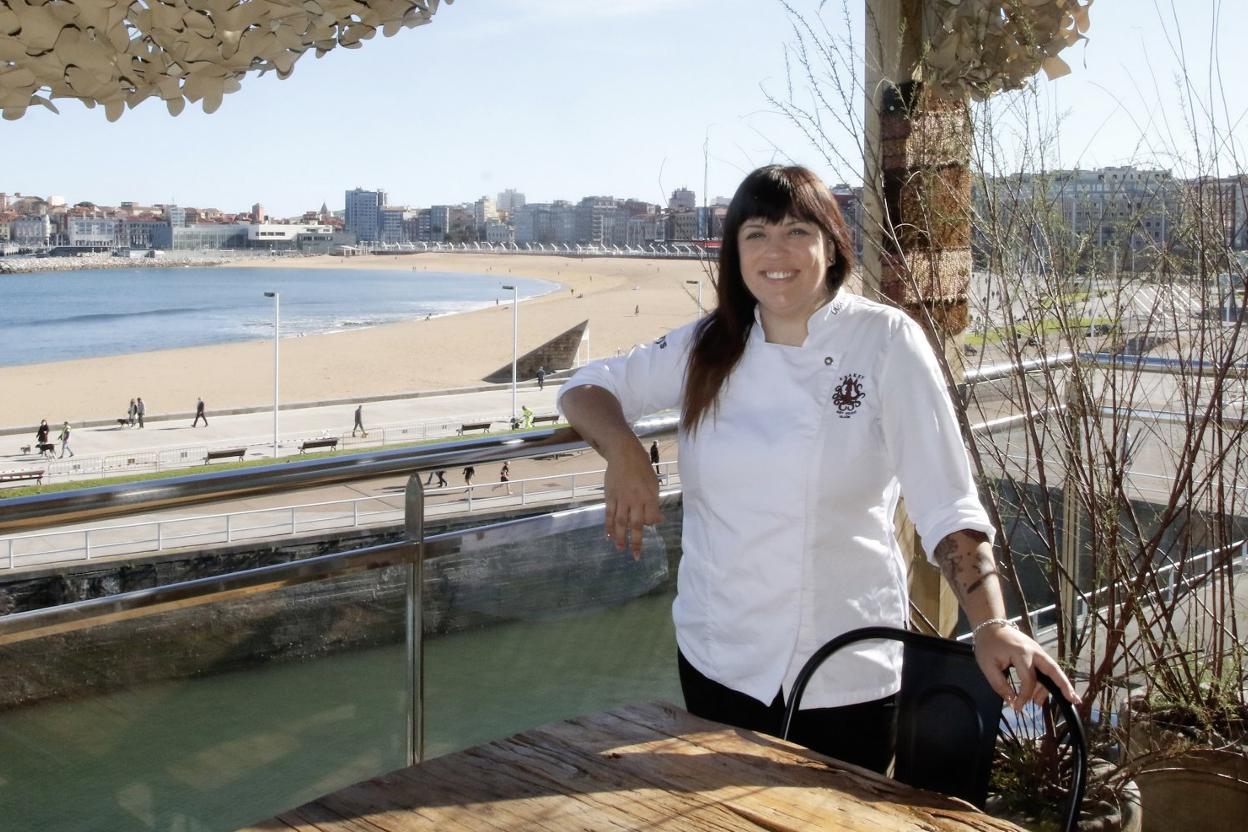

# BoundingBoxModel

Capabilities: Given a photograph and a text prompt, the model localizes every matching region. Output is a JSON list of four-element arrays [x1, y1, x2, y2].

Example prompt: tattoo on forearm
[[934, 530, 1000, 601]]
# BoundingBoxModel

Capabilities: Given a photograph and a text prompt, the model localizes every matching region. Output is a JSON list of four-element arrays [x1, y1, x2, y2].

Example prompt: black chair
[[782, 626, 1087, 832]]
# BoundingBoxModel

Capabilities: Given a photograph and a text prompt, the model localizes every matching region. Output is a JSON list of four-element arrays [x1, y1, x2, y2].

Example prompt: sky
[[2, 0, 1245, 217]]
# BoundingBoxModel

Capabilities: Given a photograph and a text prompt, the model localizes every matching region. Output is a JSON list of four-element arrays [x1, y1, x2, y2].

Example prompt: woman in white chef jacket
[[557, 165, 1078, 772]]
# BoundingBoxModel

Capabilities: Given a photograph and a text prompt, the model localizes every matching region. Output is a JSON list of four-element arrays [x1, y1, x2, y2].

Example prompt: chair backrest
[[782, 625, 1086, 832], [894, 630, 1003, 806]]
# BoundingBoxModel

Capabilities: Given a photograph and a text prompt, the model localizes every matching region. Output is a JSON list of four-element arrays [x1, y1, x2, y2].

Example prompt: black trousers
[[678, 650, 897, 774]]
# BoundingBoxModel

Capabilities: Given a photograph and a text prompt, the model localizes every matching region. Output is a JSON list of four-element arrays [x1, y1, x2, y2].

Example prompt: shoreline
[[0, 253, 713, 429], [0, 264, 564, 368]]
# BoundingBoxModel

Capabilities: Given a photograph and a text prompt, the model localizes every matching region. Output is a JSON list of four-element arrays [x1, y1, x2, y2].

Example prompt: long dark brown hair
[[682, 165, 856, 433]]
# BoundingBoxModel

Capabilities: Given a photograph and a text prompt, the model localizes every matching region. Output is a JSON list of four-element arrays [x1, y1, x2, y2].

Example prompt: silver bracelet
[[971, 617, 1016, 642]]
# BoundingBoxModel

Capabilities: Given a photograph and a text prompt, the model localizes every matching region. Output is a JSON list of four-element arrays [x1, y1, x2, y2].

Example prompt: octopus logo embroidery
[[655, 335, 668, 349], [832, 373, 865, 418]]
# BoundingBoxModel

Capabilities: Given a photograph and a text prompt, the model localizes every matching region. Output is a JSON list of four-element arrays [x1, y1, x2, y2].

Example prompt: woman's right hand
[[604, 441, 663, 560], [559, 385, 664, 560]]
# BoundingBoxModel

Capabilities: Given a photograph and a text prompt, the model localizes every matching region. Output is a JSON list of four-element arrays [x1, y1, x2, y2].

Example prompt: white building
[[247, 223, 335, 249], [474, 196, 498, 230], [485, 218, 514, 244], [67, 217, 118, 247], [497, 189, 526, 214], [9, 215, 51, 246]]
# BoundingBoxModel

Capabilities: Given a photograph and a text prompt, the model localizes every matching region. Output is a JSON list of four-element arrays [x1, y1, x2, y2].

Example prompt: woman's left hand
[[973, 624, 1081, 710]]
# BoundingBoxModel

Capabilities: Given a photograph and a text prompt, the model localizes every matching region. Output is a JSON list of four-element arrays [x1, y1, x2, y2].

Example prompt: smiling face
[[737, 215, 832, 334]]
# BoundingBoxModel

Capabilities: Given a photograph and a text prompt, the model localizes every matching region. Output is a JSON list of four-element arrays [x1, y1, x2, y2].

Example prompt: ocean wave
[[14, 306, 209, 327]]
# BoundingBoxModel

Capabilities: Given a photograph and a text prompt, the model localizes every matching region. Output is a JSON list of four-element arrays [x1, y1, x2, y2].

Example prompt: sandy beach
[[0, 253, 716, 430]]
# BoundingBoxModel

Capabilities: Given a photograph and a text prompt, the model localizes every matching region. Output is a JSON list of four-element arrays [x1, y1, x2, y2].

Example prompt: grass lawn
[[966, 316, 1117, 348]]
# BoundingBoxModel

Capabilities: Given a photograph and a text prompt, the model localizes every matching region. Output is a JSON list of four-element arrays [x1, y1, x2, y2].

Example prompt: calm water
[[0, 266, 557, 367]]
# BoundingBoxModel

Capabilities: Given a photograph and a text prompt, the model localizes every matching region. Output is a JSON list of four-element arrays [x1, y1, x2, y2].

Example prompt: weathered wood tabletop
[[242, 701, 1023, 831]]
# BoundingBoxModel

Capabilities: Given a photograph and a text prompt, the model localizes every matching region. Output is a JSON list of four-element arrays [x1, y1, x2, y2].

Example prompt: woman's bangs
[[731, 171, 829, 231]]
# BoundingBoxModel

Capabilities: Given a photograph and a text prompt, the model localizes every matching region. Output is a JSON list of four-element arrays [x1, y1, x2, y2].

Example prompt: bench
[[531, 414, 560, 426], [457, 421, 492, 435], [205, 447, 247, 463], [299, 438, 339, 453], [0, 470, 44, 485]]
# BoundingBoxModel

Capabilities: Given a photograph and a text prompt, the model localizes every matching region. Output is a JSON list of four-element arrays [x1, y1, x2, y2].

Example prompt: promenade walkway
[[0, 381, 685, 574], [0, 383, 569, 486]]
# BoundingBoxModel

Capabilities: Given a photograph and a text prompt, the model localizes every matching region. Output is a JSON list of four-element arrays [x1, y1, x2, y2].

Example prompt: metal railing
[[955, 538, 1247, 645], [0, 414, 674, 537], [0, 461, 682, 571]]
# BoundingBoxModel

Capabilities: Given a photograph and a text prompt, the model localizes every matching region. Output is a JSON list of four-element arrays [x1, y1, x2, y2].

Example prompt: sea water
[[0, 266, 557, 367]]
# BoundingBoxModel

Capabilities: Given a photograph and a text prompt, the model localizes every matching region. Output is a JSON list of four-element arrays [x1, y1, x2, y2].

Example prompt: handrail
[[0, 490, 684, 647], [964, 352, 1075, 385], [0, 414, 679, 535], [1080, 352, 1248, 378], [0, 461, 683, 571]]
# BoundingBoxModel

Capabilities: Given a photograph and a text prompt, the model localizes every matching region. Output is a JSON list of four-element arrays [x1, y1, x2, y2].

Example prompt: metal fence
[[0, 461, 681, 571]]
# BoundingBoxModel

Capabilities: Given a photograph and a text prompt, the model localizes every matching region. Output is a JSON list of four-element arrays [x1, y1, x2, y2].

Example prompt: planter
[[1133, 749, 1248, 832], [1123, 703, 1248, 832], [986, 759, 1142, 832]]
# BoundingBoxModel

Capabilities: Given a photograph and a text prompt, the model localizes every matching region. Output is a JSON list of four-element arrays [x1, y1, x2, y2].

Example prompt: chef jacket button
[[824, 356, 834, 366]]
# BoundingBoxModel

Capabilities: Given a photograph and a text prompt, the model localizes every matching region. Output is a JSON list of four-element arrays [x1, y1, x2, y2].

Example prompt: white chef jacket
[[557, 293, 995, 708]]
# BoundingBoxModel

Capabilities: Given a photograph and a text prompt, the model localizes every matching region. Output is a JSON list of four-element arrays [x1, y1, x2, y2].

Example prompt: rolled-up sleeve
[[878, 317, 995, 560], [556, 321, 696, 423]]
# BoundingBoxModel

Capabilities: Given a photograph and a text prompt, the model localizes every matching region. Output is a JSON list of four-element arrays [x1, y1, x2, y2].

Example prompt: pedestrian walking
[[58, 421, 74, 458], [127, 398, 137, 428], [352, 404, 367, 437], [521, 405, 534, 429], [192, 397, 208, 427], [537, 366, 546, 391], [650, 440, 661, 477], [136, 397, 145, 428], [35, 419, 52, 456], [498, 460, 512, 495], [462, 465, 476, 486], [424, 469, 448, 488]]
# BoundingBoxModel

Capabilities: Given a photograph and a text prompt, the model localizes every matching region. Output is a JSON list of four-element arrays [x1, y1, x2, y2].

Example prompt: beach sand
[[0, 253, 716, 430]]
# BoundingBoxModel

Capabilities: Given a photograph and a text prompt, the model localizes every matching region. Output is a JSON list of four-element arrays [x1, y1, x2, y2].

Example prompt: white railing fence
[[0, 461, 681, 571]]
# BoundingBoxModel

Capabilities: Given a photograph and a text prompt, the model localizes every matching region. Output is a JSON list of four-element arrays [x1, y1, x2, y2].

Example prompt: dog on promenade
[[19, 444, 31, 455]]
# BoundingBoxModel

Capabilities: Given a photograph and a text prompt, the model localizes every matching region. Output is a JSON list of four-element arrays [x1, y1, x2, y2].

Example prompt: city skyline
[[2, 0, 1245, 216]]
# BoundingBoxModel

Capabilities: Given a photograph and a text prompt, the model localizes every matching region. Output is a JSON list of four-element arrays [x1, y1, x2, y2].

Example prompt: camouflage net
[[921, 0, 1094, 101], [0, 0, 451, 120]]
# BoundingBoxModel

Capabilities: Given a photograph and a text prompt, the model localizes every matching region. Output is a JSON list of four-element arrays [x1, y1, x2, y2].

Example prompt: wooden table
[[243, 701, 1023, 831]]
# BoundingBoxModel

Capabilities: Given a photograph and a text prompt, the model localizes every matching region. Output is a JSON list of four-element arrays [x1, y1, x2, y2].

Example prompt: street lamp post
[[685, 278, 703, 316], [501, 284, 518, 422], [263, 291, 280, 458]]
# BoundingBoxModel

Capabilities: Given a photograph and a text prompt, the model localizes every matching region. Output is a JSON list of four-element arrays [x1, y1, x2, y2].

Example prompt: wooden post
[[865, 0, 974, 636]]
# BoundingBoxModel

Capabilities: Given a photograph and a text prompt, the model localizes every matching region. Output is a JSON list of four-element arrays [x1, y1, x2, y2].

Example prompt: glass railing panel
[[0, 558, 410, 832], [422, 494, 684, 758]]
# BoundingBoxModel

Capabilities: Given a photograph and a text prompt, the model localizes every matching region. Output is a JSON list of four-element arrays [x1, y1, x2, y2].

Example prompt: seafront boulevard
[[1, 379, 568, 474], [0, 379, 682, 574], [0, 252, 712, 429]]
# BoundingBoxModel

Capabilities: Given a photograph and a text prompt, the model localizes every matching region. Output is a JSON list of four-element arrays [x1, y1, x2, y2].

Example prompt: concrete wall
[[484, 320, 587, 382]]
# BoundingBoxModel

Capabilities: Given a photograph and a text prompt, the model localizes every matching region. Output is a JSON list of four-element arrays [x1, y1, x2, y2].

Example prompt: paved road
[[0, 383, 571, 486]]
